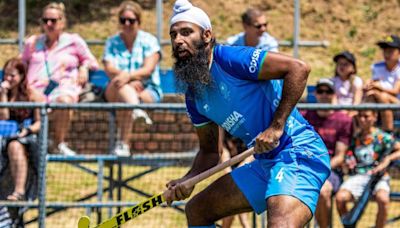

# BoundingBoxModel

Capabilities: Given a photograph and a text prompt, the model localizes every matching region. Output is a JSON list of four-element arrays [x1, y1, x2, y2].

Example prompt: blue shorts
[[231, 138, 330, 215]]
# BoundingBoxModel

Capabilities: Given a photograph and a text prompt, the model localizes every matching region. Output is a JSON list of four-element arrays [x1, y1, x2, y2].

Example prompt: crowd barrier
[[1, 103, 400, 227]]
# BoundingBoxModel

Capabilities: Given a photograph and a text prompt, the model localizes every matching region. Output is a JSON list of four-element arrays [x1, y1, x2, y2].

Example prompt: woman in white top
[[331, 51, 363, 116]]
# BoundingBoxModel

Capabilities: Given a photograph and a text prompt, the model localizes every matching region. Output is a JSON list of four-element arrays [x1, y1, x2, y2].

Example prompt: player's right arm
[[165, 122, 220, 204]]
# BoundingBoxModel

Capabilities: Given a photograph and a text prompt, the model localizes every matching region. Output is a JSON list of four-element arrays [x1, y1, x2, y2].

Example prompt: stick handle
[[181, 147, 255, 189]]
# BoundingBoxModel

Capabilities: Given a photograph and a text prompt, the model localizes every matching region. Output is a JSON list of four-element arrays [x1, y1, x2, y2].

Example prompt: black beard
[[172, 39, 212, 96]]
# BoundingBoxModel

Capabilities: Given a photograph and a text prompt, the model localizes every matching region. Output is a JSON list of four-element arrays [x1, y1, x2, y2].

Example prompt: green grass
[[17, 162, 400, 227]]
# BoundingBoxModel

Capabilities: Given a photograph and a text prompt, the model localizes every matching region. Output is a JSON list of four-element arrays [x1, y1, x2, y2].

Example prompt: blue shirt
[[185, 44, 319, 159], [103, 30, 162, 96], [226, 32, 279, 52]]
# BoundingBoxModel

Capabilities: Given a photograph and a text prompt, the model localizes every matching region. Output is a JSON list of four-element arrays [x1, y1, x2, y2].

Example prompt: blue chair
[[88, 69, 178, 94], [306, 85, 317, 103]]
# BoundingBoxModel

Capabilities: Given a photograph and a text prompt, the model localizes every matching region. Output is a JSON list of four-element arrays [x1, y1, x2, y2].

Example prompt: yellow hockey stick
[[78, 147, 255, 228]]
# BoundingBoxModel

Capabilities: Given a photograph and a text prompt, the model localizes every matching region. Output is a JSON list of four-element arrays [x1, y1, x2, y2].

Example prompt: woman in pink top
[[21, 2, 99, 155], [331, 51, 363, 116]]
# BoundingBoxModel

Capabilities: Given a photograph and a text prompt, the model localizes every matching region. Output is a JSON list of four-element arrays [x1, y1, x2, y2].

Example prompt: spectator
[[331, 51, 363, 116], [364, 35, 400, 132], [102, 0, 162, 156], [302, 78, 352, 228], [0, 57, 44, 201], [21, 2, 99, 155], [226, 8, 278, 52], [336, 108, 400, 228]]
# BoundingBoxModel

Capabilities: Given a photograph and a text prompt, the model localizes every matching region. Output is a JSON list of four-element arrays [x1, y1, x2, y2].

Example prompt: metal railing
[[1, 102, 400, 227]]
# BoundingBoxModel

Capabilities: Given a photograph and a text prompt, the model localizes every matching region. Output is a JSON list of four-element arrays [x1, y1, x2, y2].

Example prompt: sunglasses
[[316, 89, 334, 95], [119, 17, 138, 25], [41, 18, 60, 24], [253, 23, 268, 29]]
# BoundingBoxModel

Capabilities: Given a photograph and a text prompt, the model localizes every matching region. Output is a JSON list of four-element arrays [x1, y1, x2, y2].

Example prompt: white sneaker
[[112, 141, 131, 156], [132, 109, 153, 125], [57, 142, 76, 156]]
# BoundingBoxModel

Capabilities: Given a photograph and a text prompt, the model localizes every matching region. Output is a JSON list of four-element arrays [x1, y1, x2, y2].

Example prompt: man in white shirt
[[365, 34, 400, 132], [226, 8, 279, 52]]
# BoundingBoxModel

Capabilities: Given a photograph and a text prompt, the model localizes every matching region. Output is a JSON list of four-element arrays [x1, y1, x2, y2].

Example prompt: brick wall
[[48, 96, 199, 154]]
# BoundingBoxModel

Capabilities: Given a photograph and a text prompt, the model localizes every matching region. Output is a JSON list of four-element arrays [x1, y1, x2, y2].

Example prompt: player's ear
[[202, 29, 212, 44]]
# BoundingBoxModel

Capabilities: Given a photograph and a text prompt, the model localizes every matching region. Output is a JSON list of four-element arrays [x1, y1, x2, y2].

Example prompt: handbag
[[79, 82, 105, 103]]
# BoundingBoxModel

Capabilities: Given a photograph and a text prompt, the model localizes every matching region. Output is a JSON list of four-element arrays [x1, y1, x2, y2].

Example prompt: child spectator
[[336, 109, 400, 228], [21, 2, 99, 155], [364, 35, 400, 132], [102, 0, 162, 156], [331, 51, 363, 116]]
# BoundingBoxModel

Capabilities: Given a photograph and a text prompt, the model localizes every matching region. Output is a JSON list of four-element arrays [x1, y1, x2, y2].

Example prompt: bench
[[88, 68, 178, 94], [0, 69, 179, 95]]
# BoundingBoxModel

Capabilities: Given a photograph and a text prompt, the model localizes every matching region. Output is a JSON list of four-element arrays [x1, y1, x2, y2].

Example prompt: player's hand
[[164, 178, 194, 206], [254, 127, 283, 153]]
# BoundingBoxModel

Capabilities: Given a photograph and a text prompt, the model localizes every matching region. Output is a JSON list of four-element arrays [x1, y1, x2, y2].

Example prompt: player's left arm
[[255, 52, 311, 152]]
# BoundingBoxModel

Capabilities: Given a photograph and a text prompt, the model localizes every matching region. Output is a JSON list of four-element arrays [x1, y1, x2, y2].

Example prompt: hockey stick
[[341, 142, 394, 228], [78, 147, 255, 228]]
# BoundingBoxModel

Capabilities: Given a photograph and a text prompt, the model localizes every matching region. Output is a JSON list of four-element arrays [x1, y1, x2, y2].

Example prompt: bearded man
[[164, 1, 331, 227]]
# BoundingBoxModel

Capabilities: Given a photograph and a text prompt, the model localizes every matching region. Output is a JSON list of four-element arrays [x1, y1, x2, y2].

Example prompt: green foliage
[[362, 5, 378, 22], [347, 26, 357, 38], [360, 47, 376, 59]]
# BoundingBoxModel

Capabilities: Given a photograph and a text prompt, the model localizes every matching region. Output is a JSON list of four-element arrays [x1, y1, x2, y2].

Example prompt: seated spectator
[[302, 78, 352, 228], [0, 57, 44, 201], [102, 1, 162, 156], [21, 2, 99, 155], [364, 35, 400, 132], [218, 128, 253, 228], [226, 8, 278, 52], [336, 108, 400, 228], [331, 51, 363, 116]]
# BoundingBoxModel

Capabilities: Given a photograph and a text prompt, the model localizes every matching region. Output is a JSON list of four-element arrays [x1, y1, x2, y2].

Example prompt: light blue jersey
[[186, 44, 320, 159], [226, 32, 279, 52], [103, 30, 163, 100]]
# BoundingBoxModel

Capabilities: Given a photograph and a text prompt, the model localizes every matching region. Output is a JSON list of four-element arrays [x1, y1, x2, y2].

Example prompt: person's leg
[[237, 213, 250, 228], [53, 95, 75, 148], [315, 180, 333, 228], [375, 189, 390, 228], [373, 92, 399, 131], [185, 173, 253, 226], [374, 176, 391, 228], [221, 216, 234, 228], [105, 84, 140, 149], [267, 195, 312, 227], [6, 140, 28, 200], [335, 189, 353, 217]]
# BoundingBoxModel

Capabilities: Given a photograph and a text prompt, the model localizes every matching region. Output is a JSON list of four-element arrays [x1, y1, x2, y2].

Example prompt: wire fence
[[1, 102, 400, 227]]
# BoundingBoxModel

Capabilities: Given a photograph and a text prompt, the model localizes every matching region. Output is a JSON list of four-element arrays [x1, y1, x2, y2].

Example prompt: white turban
[[170, 0, 212, 31]]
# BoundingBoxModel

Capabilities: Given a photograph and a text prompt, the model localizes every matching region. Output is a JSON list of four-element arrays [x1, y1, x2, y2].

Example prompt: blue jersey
[[185, 44, 319, 159]]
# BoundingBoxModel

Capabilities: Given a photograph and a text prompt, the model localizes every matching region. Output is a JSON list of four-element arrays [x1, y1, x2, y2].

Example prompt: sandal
[[6, 191, 25, 201]]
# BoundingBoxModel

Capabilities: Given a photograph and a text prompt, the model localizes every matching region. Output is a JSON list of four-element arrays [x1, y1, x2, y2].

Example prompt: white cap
[[170, 0, 212, 31]]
